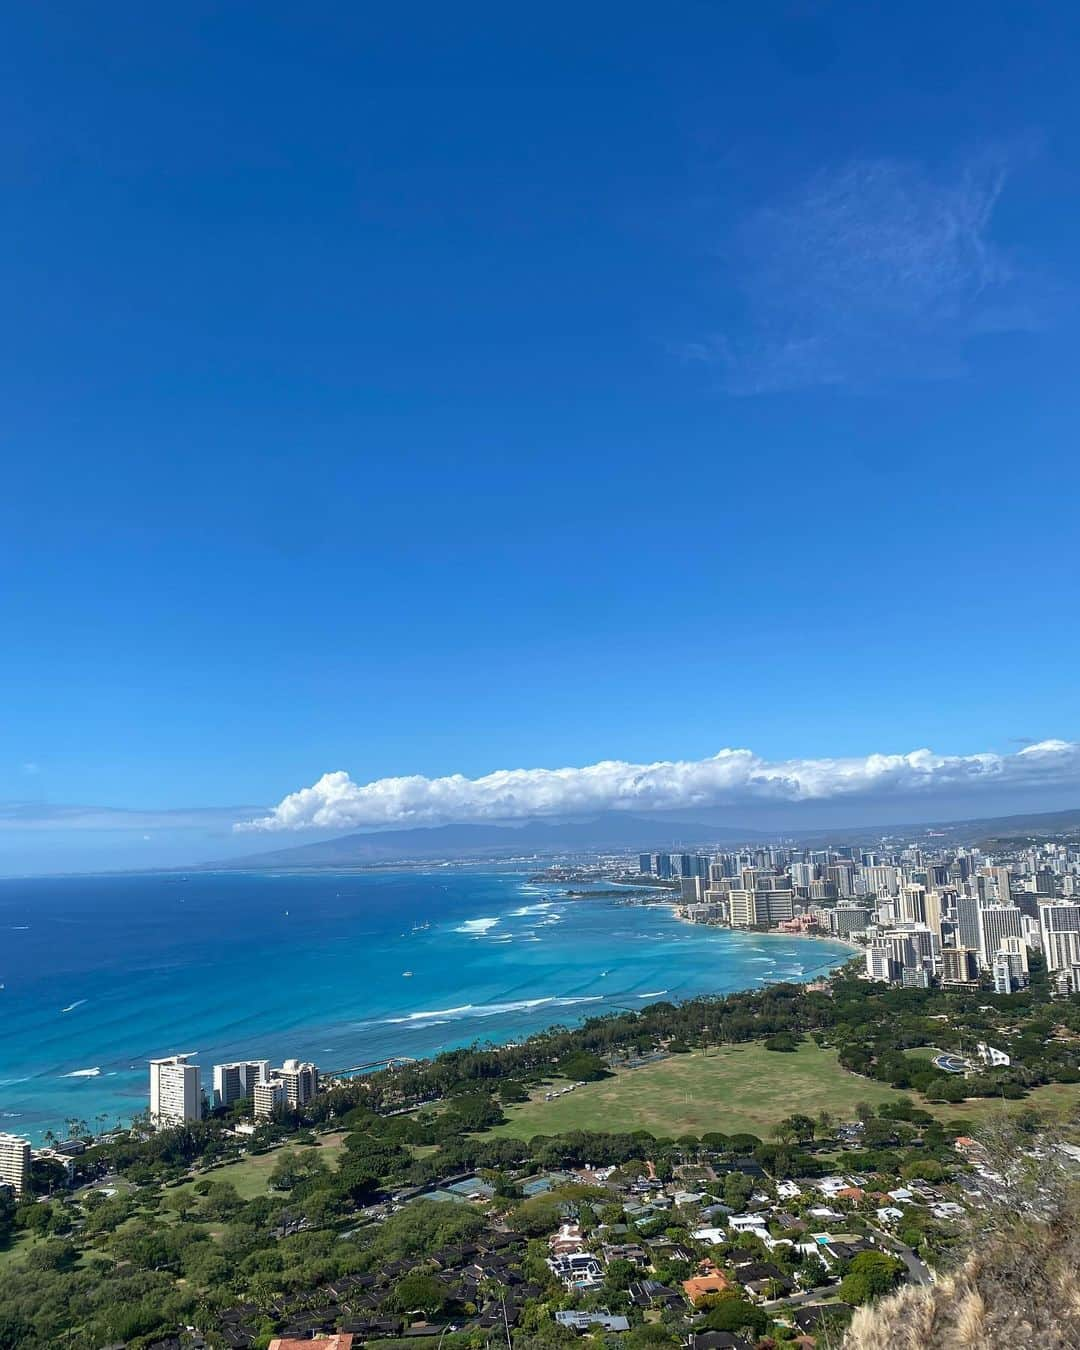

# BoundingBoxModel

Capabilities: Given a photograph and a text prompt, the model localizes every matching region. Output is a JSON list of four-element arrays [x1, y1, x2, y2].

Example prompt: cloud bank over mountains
[[238, 739, 1080, 833]]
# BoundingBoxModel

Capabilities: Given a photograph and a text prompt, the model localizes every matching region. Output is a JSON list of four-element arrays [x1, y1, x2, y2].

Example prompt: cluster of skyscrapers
[[650, 839, 1080, 995], [148, 1052, 320, 1128]]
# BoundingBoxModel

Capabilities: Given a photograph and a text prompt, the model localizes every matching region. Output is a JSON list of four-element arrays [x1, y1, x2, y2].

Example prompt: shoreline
[[668, 900, 864, 956], [7, 880, 853, 1148]]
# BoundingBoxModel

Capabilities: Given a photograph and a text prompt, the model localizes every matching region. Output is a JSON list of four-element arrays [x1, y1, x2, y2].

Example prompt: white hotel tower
[[148, 1054, 202, 1127], [0, 1132, 31, 1197]]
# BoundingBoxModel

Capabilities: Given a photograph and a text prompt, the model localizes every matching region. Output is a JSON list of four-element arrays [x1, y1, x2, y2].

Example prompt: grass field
[[0, 1230, 39, 1271], [487, 1042, 1080, 1141], [171, 1130, 348, 1201]]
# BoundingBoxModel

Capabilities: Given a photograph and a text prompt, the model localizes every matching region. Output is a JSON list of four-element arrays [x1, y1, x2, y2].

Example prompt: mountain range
[[212, 804, 1080, 869]]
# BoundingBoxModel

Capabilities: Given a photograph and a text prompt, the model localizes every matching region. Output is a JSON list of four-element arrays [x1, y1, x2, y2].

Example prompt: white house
[[547, 1251, 603, 1289], [728, 1213, 769, 1234], [975, 1042, 1011, 1068]]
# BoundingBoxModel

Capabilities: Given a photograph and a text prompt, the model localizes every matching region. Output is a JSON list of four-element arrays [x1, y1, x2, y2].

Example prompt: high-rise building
[[1034, 868, 1057, 898], [212, 1060, 270, 1110], [256, 1059, 320, 1115], [898, 922, 940, 972], [957, 895, 981, 952], [941, 947, 979, 985], [923, 890, 944, 942], [0, 1132, 30, 1197], [879, 930, 917, 970], [994, 935, 1030, 992], [977, 905, 1024, 971], [827, 862, 856, 898], [1039, 901, 1080, 972], [864, 946, 897, 982], [992, 867, 1013, 905], [863, 865, 899, 898], [831, 904, 869, 937], [149, 1054, 202, 1128], [728, 886, 794, 927], [253, 1079, 288, 1120], [638, 854, 652, 875], [899, 884, 928, 925]]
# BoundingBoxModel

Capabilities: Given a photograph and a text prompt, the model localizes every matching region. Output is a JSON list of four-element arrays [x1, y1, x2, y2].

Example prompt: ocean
[[0, 869, 850, 1142]]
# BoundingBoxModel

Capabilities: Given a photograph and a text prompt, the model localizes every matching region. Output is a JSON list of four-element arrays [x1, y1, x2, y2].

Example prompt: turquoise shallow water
[[0, 869, 849, 1141]]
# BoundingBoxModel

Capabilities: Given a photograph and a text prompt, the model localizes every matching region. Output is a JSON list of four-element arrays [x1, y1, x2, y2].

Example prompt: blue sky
[[4, 3, 1080, 871]]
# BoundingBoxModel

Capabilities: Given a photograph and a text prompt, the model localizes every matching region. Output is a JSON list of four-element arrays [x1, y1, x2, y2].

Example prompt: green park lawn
[[170, 1129, 348, 1202], [486, 1041, 1080, 1141], [0, 1230, 39, 1271]]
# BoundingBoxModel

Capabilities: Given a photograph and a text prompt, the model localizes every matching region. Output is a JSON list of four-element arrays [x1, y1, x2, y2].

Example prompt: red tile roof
[[269, 1337, 354, 1350]]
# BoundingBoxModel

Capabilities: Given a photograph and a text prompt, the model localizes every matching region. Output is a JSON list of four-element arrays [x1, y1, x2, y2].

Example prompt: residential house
[[555, 1311, 630, 1333], [682, 1268, 732, 1306]]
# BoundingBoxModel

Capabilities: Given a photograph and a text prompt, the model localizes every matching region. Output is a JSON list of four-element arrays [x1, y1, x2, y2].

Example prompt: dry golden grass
[[843, 1204, 1080, 1349]]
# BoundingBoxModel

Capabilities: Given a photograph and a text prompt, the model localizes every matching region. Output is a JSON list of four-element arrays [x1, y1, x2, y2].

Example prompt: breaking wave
[[384, 994, 605, 1025], [455, 917, 500, 935]]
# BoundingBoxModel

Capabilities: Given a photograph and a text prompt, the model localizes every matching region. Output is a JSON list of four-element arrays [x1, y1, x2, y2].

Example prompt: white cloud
[[237, 740, 1080, 832]]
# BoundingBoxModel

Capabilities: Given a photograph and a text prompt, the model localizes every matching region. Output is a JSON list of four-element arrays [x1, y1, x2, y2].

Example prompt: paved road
[[763, 1284, 837, 1309], [866, 1222, 933, 1285], [763, 1228, 932, 1312]]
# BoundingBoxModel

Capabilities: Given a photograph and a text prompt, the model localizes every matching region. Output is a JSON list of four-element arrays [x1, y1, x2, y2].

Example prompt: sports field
[[487, 1042, 1080, 1140]]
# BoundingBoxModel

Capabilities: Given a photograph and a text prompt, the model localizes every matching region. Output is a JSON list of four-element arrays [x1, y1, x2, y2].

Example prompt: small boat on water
[[402, 970, 413, 977]]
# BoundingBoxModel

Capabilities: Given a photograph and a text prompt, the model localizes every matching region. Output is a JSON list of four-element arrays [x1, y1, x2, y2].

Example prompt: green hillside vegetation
[[1, 968, 1078, 1346]]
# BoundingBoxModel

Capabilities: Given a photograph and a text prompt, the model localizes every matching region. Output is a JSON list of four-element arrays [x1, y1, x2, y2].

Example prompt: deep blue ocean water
[[0, 870, 850, 1142]]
